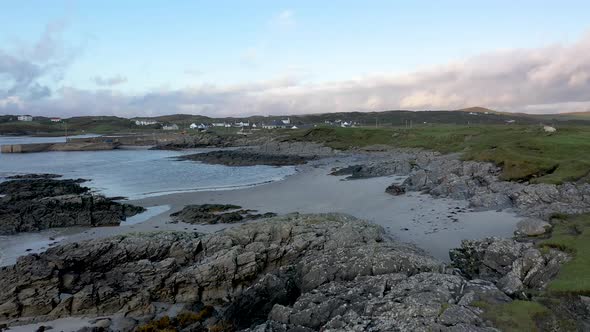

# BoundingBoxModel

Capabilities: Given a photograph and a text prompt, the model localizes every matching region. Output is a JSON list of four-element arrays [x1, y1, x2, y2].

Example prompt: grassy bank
[[541, 214, 590, 295], [474, 300, 550, 332], [290, 125, 590, 184]]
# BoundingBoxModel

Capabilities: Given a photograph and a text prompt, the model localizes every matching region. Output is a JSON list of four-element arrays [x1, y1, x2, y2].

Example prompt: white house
[[190, 123, 208, 130], [163, 124, 179, 130], [17, 115, 33, 122], [281, 118, 291, 125], [135, 119, 159, 126], [235, 121, 250, 127], [212, 122, 226, 127], [50, 117, 62, 123], [263, 120, 287, 129]]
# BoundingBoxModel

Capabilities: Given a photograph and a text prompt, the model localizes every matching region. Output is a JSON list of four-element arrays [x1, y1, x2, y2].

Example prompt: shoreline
[[0, 153, 524, 265], [129, 157, 522, 261]]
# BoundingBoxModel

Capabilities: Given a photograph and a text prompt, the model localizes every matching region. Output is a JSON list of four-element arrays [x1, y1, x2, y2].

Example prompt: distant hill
[[4, 108, 590, 136]]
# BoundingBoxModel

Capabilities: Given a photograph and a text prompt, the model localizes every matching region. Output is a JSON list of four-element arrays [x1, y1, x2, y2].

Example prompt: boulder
[[385, 183, 405, 196], [514, 218, 552, 237]]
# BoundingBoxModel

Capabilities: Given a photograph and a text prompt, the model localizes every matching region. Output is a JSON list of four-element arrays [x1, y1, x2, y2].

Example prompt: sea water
[[0, 135, 296, 200]]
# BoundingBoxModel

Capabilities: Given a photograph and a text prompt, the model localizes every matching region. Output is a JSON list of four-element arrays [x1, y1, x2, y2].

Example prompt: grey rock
[[0, 213, 506, 332], [178, 150, 314, 166], [0, 177, 144, 235], [514, 218, 552, 237], [450, 237, 570, 295]]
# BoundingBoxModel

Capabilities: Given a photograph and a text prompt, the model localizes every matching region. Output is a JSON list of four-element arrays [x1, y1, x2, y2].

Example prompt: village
[[133, 117, 360, 132]]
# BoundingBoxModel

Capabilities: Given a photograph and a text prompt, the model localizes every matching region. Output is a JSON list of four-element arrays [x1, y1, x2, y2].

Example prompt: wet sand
[[0, 157, 523, 265]]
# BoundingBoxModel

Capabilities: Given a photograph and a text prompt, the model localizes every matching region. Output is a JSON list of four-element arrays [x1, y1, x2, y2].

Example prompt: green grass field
[[540, 214, 590, 295], [474, 300, 549, 332], [291, 125, 590, 184]]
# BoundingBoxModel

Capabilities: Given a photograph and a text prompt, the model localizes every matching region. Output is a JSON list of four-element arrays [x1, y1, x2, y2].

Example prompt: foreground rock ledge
[[0, 213, 530, 331]]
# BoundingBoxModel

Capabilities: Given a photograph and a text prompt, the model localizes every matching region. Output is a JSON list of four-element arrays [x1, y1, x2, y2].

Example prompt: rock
[[151, 132, 241, 149], [170, 204, 276, 224], [385, 183, 405, 196], [177, 149, 315, 166], [514, 218, 552, 236], [5, 173, 62, 180], [0, 213, 504, 332], [450, 237, 570, 295], [0, 177, 145, 235], [329, 165, 363, 176]]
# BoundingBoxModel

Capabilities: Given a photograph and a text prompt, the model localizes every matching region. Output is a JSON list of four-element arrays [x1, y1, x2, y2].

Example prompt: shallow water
[[0, 135, 296, 199]]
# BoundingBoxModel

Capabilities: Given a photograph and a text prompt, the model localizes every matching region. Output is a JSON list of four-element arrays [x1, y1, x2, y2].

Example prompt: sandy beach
[[0, 156, 523, 265]]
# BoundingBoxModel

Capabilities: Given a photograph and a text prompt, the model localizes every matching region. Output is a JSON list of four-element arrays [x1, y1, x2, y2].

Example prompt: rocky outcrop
[[151, 132, 242, 150], [178, 150, 314, 167], [336, 148, 590, 218], [0, 213, 518, 331], [0, 177, 144, 235], [5, 173, 62, 180], [449, 237, 569, 297], [170, 204, 276, 224]]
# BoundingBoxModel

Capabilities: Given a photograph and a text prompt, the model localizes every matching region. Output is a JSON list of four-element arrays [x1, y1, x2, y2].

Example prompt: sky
[[1, 1, 590, 117]]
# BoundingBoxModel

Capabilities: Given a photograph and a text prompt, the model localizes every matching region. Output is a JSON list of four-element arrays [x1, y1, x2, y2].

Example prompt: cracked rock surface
[[0, 213, 537, 331]]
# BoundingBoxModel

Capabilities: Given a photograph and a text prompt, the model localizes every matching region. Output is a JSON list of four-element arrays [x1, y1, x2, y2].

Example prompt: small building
[[234, 121, 250, 127], [281, 118, 291, 125], [50, 117, 62, 123], [190, 123, 208, 130], [262, 120, 287, 129], [212, 122, 226, 127], [162, 124, 179, 130], [17, 115, 33, 122], [135, 119, 159, 126]]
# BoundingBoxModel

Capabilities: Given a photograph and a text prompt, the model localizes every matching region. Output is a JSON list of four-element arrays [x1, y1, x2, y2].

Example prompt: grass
[[540, 214, 590, 294], [474, 300, 549, 332], [290, 125, 590, 184]]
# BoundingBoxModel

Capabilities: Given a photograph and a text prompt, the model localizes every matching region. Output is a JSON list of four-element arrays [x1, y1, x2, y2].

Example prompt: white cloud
[[4, 30, 590, 117]]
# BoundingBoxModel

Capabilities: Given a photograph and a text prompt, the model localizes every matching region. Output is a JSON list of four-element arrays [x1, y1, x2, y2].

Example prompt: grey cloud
[[93, 75, 128, 86], [4, 31, 590, 117], [0, 20, 77, 102]]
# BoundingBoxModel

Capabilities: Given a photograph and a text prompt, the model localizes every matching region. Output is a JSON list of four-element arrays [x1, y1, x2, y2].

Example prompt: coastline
[[0, 155, 523, 266]]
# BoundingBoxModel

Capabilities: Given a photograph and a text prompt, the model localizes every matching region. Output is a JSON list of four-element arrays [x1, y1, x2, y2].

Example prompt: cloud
[[0, 20, 78, 103], [270, 10, 295, 29], [4, 30, 590, 117], [93, 75, 127, 86]]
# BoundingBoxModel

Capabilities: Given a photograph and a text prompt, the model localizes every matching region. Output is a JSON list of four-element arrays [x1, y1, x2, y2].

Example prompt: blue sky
[[1, 1, 590, 116]]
